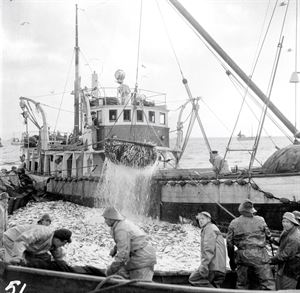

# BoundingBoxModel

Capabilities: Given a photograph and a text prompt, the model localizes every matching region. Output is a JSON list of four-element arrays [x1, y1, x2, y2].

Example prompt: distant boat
[[11, 137, 22, 145], [237, 131, 255, 141]]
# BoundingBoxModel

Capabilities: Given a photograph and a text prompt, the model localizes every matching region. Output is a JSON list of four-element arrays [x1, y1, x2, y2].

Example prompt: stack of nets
[[104, 138, 158, 168]]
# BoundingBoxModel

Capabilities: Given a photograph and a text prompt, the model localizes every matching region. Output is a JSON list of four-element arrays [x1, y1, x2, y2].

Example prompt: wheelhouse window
[[109, 110, 117, 122], [160, 112, 166, 125], [137, 110, 144, 122], [149, 111, 155, 123], [123, 109, 131, 122]]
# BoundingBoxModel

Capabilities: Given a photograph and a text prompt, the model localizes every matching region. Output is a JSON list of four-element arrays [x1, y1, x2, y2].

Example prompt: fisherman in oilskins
[[226, 199, 275, 290], [189, 211, 226, 288], [103, 206, 156, 280], [270, 212, 300, 290]]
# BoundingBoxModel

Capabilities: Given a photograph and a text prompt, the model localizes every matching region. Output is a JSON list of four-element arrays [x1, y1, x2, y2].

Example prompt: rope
[[87, 276, 151, 293]]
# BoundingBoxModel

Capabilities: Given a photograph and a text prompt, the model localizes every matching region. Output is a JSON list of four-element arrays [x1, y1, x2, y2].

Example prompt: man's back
[[227, 215, 270, 249]]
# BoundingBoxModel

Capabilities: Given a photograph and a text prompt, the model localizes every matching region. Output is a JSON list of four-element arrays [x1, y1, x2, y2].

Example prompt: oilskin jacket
[[3, 224, 63, 263], [199, 222, 226, 276], [271, 226, 300, 279], [108, 219, 156, 274], [227, 215, 271, 265], [210, 155, 230, 175]]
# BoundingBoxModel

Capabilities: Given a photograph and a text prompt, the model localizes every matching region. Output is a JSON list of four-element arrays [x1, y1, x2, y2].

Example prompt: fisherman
[[189, 211, 226, 288], [209, 150, 230, 175], [3, 224, 72, 271], [293, 210, 300, 228], [17, 167, 35, 191], [37, 213, 52, 226], [19, 154, 26, 170], [9, 166, 20, 187], [270, 212, 300, 290], [226, 199, 275, 290], [91, 111, 99, 127], [103, 206, 157, 280], [54, 156, 63, 176]]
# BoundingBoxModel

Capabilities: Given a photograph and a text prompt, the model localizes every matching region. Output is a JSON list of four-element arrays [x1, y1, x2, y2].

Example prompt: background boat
[[237, 131, 255, 141]]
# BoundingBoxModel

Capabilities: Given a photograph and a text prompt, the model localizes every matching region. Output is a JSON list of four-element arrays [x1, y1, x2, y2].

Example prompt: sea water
[[0, 136, 292, 170]]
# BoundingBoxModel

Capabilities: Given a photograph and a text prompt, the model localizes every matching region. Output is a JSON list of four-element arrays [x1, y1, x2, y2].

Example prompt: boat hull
[[32, 168, 300, 231], [0, 265, 239, 293]]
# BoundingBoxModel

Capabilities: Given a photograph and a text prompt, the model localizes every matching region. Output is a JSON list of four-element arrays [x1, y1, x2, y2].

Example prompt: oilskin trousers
[[236, 264, 275, 290], [189, 270, 225, 288]]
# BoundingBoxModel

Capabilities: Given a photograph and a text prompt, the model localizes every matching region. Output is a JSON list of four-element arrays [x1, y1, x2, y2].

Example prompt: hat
[[211, 150, 218, 154], [102, 207, 124, 221], [196, 211, 211, 219], [238, 199, 257, 214], [37, 213, 51, 224], [292, 210, 300, 221], [53, 229, 72, 243], [283, 212, 299, 226]]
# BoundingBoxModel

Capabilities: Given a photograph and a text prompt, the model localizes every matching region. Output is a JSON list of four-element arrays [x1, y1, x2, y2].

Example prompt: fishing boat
[[0, 263, 240, 293], [9, 0, 299, 230], [4, 0, 300, 226], [237, 131, 255, 141], [11, 138, 22, 146], [1, 1, 300, 291]]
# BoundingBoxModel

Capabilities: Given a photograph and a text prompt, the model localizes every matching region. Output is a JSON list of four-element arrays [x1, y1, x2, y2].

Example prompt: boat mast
[[74, 4, 80, 138], [168, 0, 300, 139]]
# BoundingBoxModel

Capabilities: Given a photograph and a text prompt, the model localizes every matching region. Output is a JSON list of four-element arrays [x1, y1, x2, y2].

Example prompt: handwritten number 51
[[5, 280, 27, 293]]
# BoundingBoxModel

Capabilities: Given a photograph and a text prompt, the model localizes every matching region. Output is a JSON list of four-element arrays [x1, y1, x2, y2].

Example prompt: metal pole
[[168, 0, 300, 138]]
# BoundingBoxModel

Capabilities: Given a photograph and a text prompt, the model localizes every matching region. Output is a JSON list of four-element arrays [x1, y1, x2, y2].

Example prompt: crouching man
[[3, 224, 72, 271], [103, 206, 156, 280]]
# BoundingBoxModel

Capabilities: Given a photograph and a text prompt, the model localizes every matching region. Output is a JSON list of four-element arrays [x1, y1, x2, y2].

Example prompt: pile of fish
[[104, 139, 158, 168], [8, 200, 202, 272]]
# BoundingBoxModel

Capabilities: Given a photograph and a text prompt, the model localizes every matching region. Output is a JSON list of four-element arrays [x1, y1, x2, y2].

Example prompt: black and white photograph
[[1, 0, 300, 292]]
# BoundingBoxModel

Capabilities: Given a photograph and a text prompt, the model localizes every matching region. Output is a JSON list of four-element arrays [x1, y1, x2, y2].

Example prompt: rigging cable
[[168, 0, 284, 155], [227, 70, 294, 144], [54, 51, 75, 133], [156, 0, 212, 157], [223, 0, 278, 162], [130, 0, 143, 141], [249, 1, 291, 170], [294, 0, 299, 129]]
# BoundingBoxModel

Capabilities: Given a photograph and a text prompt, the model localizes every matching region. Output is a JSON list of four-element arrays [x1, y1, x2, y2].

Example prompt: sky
[[1, 0, 299, 141]]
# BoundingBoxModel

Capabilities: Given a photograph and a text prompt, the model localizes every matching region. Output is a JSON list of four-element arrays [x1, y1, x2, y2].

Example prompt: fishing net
[[104, 138, 158, 168]]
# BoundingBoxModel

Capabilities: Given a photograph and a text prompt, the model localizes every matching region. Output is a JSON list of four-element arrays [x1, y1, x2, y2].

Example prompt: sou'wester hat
[[238, 199, 257, 214], [37, 213, 51, 224], [292, 210, 300, 222], [283, 212, 299, 226], [53, 229, 72, 243], [102, 207, 124, 221], [196, 211, 212, 220]]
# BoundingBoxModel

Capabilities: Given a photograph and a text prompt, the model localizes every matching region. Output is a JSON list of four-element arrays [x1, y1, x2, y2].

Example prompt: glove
[[10, 257, 26, 266], [229, 258, 237, 271]]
